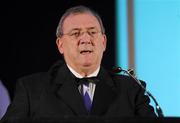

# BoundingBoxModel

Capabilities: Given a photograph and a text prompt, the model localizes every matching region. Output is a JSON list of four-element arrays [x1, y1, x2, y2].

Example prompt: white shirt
[[66, 64, 100, 102]]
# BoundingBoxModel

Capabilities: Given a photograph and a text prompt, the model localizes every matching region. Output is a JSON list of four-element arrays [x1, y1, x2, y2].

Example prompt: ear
[[56, 37, 64, 54], [102, 34, 107, 52]]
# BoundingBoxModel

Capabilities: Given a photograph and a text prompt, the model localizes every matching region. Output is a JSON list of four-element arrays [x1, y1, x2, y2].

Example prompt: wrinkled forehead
[[62, 12, 101, 33]]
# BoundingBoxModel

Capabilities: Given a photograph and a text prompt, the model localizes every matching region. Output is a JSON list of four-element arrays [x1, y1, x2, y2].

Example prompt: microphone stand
[[113, 67, 164, 117]]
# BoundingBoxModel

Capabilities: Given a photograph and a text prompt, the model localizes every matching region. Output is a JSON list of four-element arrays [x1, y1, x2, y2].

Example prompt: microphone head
[[112, 67, 123, 73]]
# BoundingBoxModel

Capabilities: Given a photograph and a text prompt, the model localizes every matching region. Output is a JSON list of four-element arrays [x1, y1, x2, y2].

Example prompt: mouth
[[80, 50, 93, 55]]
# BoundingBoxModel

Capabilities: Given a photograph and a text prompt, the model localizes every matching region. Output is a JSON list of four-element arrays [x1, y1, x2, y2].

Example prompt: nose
[[79, 32, 91, 45]]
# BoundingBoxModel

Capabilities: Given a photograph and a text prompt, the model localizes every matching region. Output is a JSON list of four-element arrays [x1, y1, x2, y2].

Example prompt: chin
[[80, 61, 94, 67]]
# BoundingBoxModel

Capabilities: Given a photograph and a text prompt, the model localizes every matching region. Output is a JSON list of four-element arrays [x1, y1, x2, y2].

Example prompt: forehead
[[62, 13, 101, 32]]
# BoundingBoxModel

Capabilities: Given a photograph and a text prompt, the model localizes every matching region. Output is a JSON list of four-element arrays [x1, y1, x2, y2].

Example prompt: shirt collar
[[66, 64, 100, 78]]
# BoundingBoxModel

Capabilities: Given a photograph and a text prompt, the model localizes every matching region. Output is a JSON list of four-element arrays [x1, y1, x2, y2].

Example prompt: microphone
[[113, 67, 164, 117]]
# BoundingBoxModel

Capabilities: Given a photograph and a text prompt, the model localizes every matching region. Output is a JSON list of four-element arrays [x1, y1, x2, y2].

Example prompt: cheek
[[95, 36, 106, 51], [96, 42, 105, 53], [64, 42, 78, 56]]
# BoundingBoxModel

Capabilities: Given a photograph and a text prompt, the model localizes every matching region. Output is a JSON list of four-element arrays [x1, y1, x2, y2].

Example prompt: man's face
[[56, 13, 107, 73]]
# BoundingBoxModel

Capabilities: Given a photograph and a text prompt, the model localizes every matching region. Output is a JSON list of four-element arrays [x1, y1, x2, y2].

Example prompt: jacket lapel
[[91, 67, 118, 115], [52, 64, 88, 115]]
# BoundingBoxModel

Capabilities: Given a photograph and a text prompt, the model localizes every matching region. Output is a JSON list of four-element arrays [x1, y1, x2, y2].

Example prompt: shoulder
[[108, 71, 146, 90], [16, 72, 49, 93], [18, 72, 48, 82], [16, 60, 65, 89]]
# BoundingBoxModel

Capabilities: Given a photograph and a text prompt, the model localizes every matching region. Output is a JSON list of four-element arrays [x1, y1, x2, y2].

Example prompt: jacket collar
[[90, 66, 118, 115]]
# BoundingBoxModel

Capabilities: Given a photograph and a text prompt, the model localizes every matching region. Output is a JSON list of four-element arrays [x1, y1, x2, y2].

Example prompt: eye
[[88, 30, 98, 36], [70, 31, 80, 37]]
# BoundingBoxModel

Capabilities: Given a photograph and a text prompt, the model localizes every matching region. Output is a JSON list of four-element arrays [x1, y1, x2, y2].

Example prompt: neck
[[67, 64, 100, 77]]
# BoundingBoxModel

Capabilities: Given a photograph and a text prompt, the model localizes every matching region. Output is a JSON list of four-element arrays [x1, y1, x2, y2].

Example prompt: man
[[2, 5, 156, 121]]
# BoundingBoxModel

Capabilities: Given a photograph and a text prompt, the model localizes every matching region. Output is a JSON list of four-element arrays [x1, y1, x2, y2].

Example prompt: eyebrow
[[69, 27, 97, 32], [69, 28, 81, 32], [63, 28, 80, 35], [87, 27, 97, 30]]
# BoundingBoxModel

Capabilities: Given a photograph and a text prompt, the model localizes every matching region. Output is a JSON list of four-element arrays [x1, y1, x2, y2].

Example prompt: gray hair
[[56, 5, 105, 38]]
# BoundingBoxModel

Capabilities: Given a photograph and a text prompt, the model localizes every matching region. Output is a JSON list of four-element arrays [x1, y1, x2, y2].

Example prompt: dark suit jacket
[[2, 61, 156, 120]]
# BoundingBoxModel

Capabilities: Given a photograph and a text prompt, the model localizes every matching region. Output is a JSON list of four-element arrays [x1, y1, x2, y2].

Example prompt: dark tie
[[76, 77, 99, 112], [76, 77, 99, 86]]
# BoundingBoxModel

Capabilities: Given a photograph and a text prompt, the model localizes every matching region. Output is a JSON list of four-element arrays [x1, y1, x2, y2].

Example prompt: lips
[[80, 50, 93, 54]]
